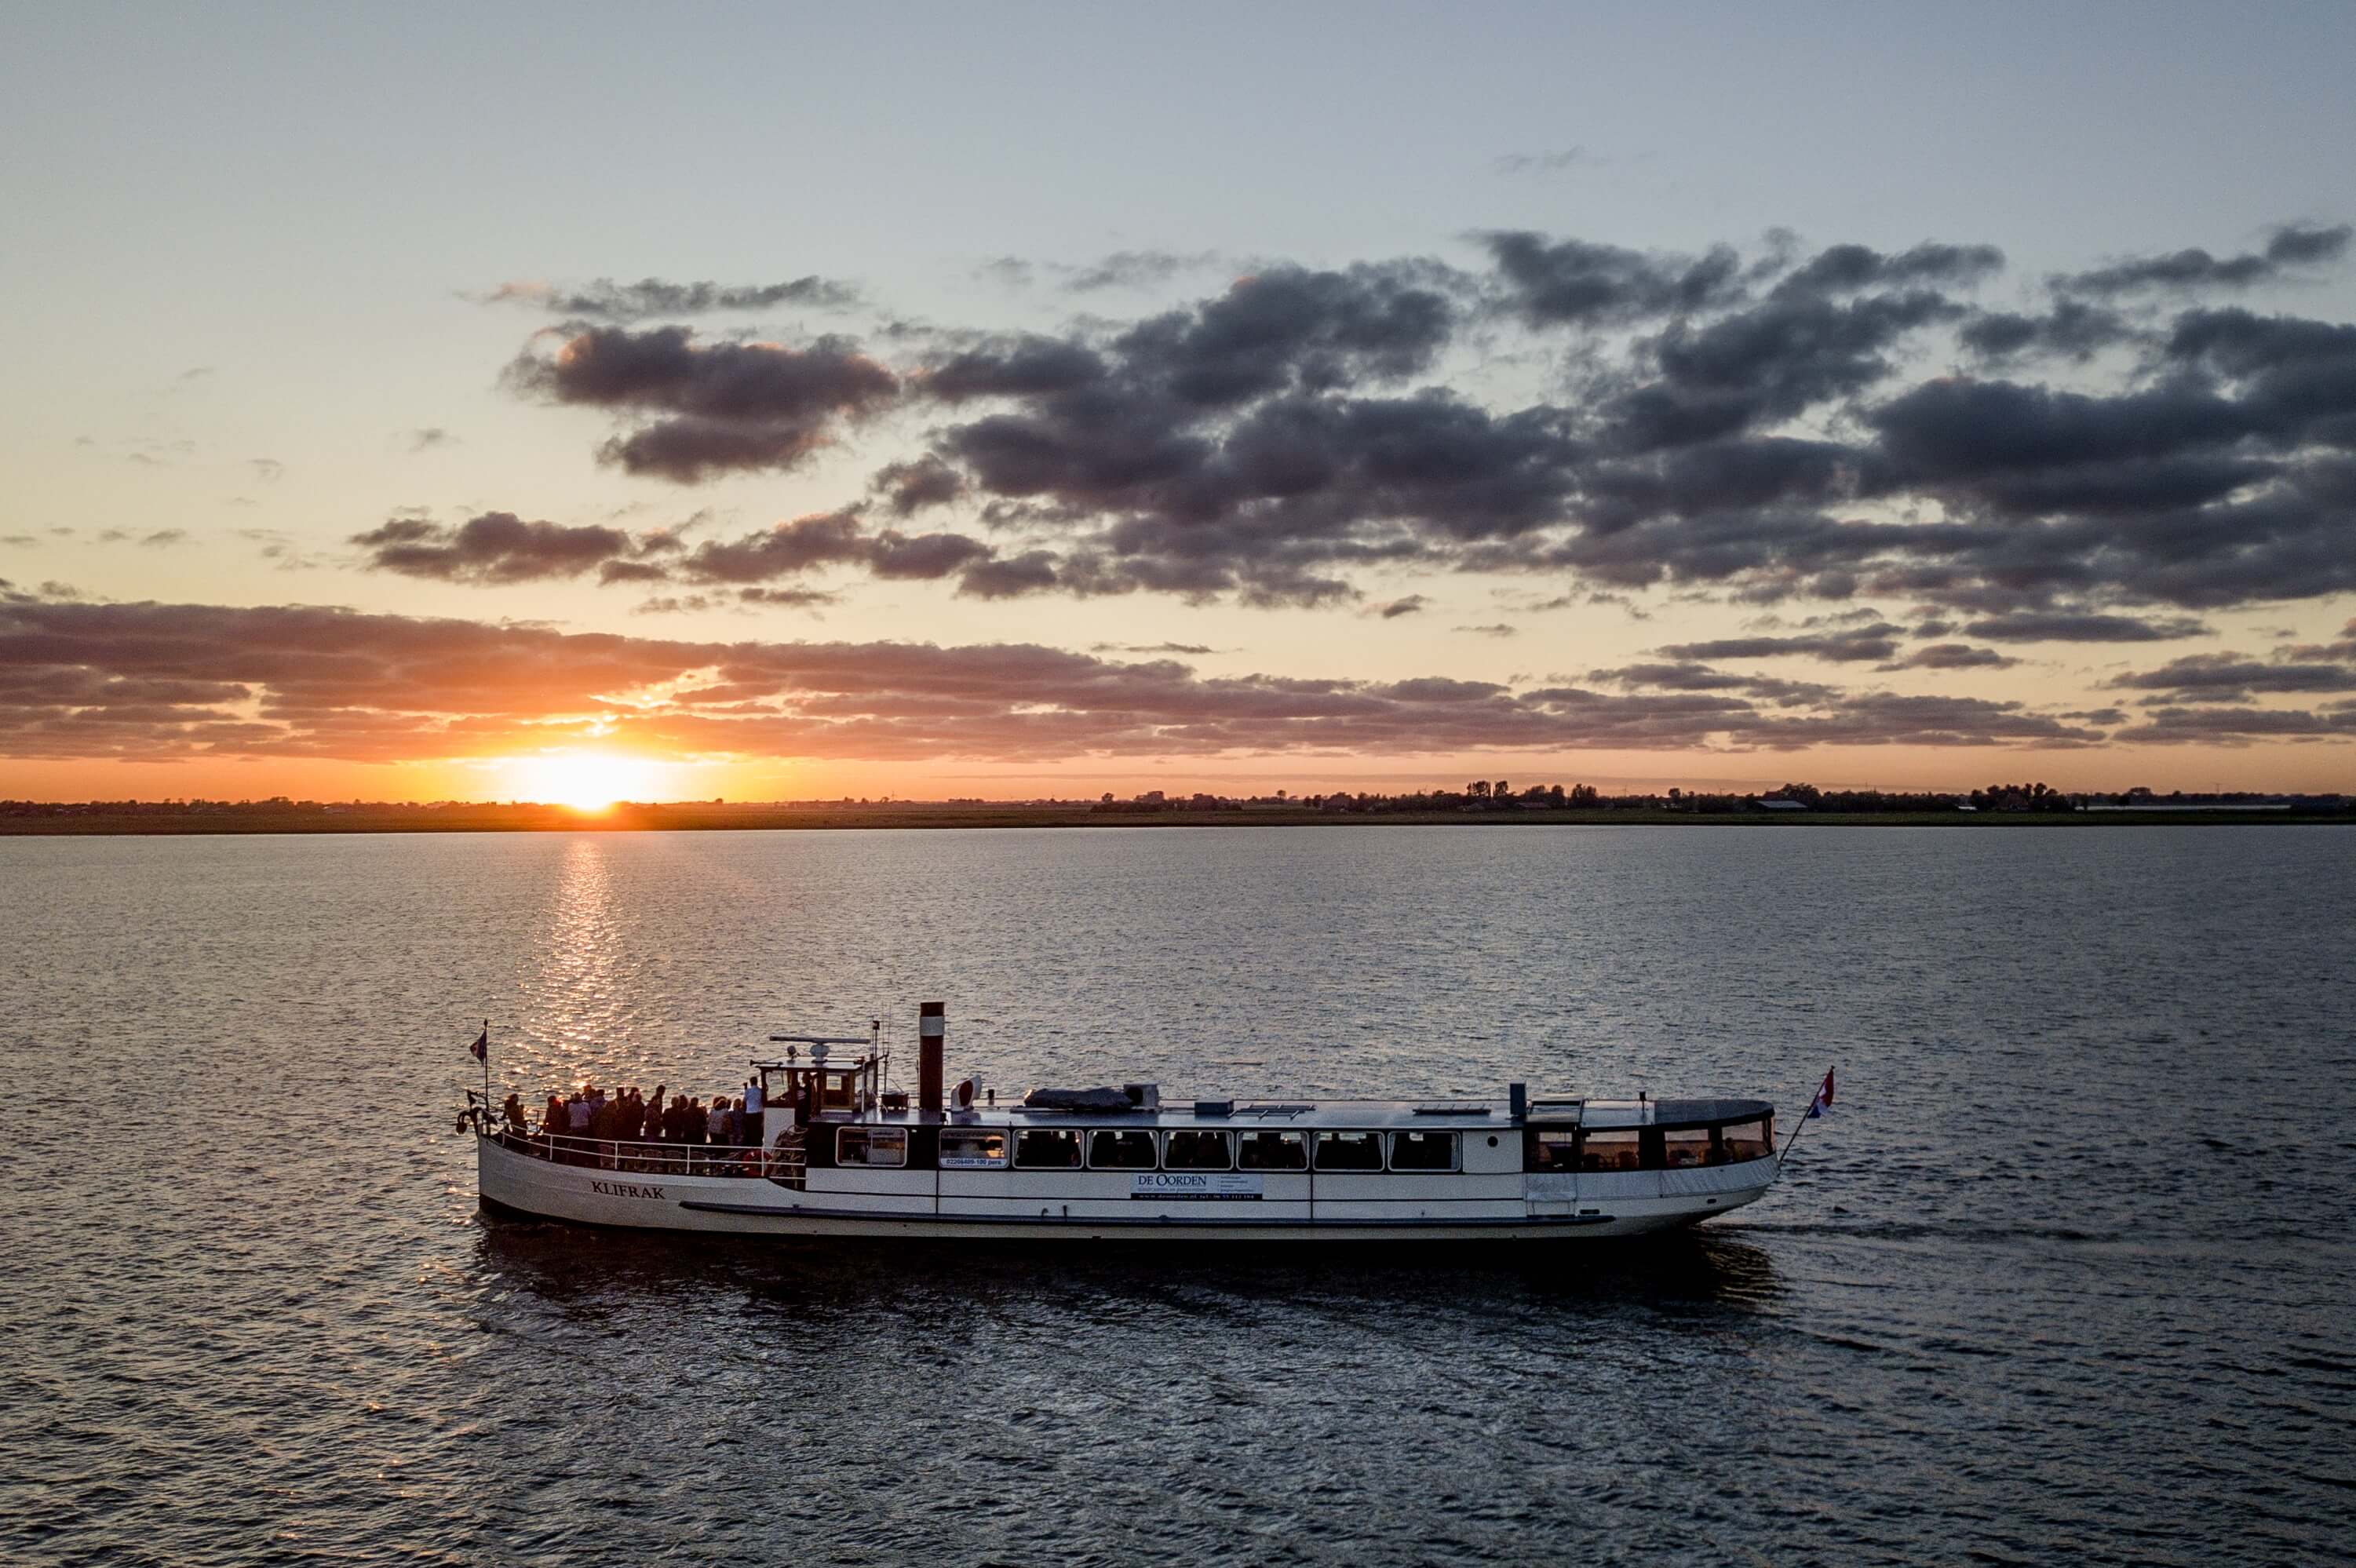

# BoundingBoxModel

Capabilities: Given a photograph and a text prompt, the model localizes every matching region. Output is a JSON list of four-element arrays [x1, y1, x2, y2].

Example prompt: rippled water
[[5, 825, 2354, 1566]]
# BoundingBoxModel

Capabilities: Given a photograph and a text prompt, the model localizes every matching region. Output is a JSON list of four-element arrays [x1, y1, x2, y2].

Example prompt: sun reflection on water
[[522, 837, 631, 1090]]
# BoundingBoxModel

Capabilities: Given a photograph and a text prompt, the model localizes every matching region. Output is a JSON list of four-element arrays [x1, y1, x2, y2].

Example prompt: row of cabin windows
[[840, 1120, 1778, 1172], [843, 1125, 1465, 1172], [1525, 1117, 1775, 1172]]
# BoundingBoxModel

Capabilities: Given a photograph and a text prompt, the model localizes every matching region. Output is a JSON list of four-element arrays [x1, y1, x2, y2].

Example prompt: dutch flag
[[469, 1024, 488, 1064], [1807, 1067, 1834, 1118]]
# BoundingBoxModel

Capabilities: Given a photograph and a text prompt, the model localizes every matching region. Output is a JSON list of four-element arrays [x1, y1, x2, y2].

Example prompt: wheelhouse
[[1523, 1097, 1776, 1172]]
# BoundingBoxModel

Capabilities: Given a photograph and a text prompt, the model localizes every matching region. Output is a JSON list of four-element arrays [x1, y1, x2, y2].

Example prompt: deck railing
[[489, 1125, 788, 1180]]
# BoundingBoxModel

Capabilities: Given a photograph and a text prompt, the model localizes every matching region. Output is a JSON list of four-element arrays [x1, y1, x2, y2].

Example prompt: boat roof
[[837, 1095, 1774, 1132]]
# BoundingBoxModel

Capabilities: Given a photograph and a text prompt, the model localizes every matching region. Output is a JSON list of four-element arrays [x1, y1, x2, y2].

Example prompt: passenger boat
[[475, 1003, 1784, 1242]]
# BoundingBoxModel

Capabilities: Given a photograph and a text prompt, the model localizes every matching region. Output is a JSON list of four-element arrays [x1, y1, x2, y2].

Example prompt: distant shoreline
[[4, 802, 2348, 836]]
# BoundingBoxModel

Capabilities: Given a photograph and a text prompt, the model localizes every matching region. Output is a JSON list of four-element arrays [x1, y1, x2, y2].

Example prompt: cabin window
[[1014, 1128, 1083, 1169], [1389, 1130, 1458, 1172], [1718, 1118, 1773, 1162], [819, 1071, 856, 1112], [1236, 1129, 1307, 1170], [1577, 1129, 1643, 1172], [1165, 1129, 1231, 1171], [939, 1129, 1008, 1169], [1313, 1131, 1384, 1171], [1089, 1129, 1158, 1169], [1526, 1129, 1577, 1172], [837, 1126, 907, 1168], [1662, 1128, 1712, 1169]]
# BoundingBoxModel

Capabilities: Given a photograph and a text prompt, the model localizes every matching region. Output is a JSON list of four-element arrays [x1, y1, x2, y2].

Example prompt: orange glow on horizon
[[501, 751, 677, 812]]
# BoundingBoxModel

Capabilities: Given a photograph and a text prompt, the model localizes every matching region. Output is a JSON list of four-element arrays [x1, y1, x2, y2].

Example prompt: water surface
[[5, 826, 2353, 1565]]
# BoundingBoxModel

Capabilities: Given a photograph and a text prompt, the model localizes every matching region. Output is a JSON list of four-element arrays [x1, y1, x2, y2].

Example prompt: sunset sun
[[509, 751, 668, 812]]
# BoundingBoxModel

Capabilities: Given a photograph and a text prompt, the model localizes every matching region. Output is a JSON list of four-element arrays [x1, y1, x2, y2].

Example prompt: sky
[[4, 2, 2355, 804]]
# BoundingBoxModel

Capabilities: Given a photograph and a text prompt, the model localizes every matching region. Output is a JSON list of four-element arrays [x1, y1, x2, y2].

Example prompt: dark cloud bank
[[464, 223, 2354, 651], [34, 587, 2344, 766]]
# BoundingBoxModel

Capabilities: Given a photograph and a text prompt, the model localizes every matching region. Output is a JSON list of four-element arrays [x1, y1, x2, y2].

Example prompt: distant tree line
[[1090, 781, 1994, 815]]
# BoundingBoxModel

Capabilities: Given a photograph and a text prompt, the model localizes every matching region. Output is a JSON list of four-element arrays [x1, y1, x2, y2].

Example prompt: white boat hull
[[476, 1135, 1776, 1243]]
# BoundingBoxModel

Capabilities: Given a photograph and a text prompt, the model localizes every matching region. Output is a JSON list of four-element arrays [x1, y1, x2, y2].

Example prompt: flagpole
[[1778, 1065, 1831, 1170], [480, 1019, 491, 1121]]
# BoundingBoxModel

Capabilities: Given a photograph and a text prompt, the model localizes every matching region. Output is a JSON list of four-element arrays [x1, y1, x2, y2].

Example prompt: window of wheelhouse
[[1662, 1128, 1712, 1169], [1165, 1129, 1232, 1171], [1717, 1117, 1772, 1162], [939, 1129, 1007, 1169], [1526, 1129, 1577, 1172], [1313, 1130, 1384, 1171], [1088, 1129, 1158, 1169], [818, 1070, 858, 1114], [1388, 1131, 1457, 1172], [837, 1126, 907, 1168], [1236, 1129, 1306, 1170], [1014, 1128, 1083, 1169]]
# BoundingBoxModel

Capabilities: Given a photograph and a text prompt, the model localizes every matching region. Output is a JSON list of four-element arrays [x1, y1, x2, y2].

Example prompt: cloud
[[1769, 241, 2004, 299], [1655, 622, 1905, 663], [2108, 653, 2356, 698], [2058, 223, 2351, 296], [0, 591, 2129, 765], [506, 325, 898, 482], [976, 257, 1034, 290], [2110, 705, 2356, 744], [248, 458, 285, 483], [1958, 299, 2134, 363], [354, 503, 1001, 595], [1876, 642, 2018, 671], [1493, 149, 1587, 175], [477, 275, 862, 319], [1589, 662, 1836, 707], [1454, 623, 1519, 638], [665, 510, 990, 585], [870, 455, 965, 515], [137, 530, 187, 549], [1062, 250, 1224, 292], [1377, 595, 1429, 619], [1091, 642, 1219, 655], [351, 512, 641, 584], [734, 586, 839, 609], [473, 222, 2356, 635], [1483, 231, 1745, 328], [955, 550, 1063, 600], [407, 427, 457, 453], [1960, 611, 2209, 643]]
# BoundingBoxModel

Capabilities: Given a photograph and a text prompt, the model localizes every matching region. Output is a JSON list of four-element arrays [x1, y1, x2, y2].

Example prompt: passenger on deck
[[707, 1096, 729, 1145], [502, 1094, 527, 1135], [567, 1092, 593, 1135], [543, 1093, 565, 1137]]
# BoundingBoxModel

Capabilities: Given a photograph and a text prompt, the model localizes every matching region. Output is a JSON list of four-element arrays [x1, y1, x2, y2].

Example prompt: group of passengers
[[498, 1081, 768, 1161]]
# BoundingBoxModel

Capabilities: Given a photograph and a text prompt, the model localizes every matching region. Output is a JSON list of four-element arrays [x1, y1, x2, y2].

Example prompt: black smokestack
[[919, 1001, 944, 1114]]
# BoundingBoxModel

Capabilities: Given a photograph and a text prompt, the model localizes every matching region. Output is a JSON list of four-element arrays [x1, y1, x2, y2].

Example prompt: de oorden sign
[[1131, 1172, 1263, 1200]]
